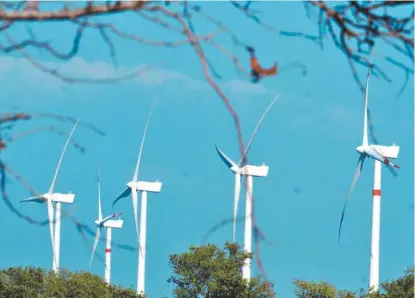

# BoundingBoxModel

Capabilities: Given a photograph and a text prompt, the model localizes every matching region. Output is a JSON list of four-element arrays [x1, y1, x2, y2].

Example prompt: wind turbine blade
[[367, 110, 379, 145], [215, 145, 237, 168], [362, 57, 372, 146], [132, 190, 140, 242], [383, 162, 400, 177], [48, 119, 80, 194], [338, 154, 366, 243], [89, 227, 101, 270], [47, 199, 56, 267], [20, 196, 44, 203], [98, 170, 102, 221], [133, 97, 158, 182], [112, 187, 131, 209], [233, 173, 241, 242], [239, 95, 279, 165]]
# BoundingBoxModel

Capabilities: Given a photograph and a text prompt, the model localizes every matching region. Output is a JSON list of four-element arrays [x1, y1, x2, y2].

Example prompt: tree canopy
[[0, 247, 412, 297], [0, 266, 143, 298], [293, 266, 414, 298], [167, 242, 275, 298]]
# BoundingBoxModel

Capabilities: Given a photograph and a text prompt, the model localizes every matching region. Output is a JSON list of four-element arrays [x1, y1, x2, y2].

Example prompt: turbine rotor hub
[[43, 193, 53, 200], [356, 145, 365, 154], [231, 166, 242, 175]]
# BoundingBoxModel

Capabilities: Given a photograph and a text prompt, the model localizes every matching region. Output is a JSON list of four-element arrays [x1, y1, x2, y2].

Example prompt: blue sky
[[0, 2, 413, 297]]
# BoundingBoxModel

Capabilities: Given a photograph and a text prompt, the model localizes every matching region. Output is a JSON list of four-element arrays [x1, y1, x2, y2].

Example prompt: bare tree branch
[[0, 1, 147, 21], [305, 0, 413, 88]]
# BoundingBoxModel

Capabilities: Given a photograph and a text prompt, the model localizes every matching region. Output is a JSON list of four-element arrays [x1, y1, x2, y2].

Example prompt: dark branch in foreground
[[305, 1, 414, 90]]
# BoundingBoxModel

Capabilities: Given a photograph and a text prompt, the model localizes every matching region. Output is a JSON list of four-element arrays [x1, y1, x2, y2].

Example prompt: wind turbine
[[112, 97, 162, 295], [338, 58, 400, 293], [21, 119, 80, 273], [215, 95, 279, 280], [89, 170, 123, 285]]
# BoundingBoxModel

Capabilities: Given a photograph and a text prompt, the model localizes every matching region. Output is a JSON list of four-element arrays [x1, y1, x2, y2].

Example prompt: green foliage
[[360, 266, 415, 298], [293, 280, 338, 298], [293, 266, 414, 298], [0, 266, 143, 298], [337, 290, 357, 298], [0, 257, 412, 298], [380, 266, 414, 298], [167, 241, 275, 298]]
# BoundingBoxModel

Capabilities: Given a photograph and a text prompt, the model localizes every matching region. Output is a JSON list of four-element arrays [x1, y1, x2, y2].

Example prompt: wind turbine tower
[[337, 57, 400, 293], [215, 95, 279, 280], [112, 97, 162, 295], [90, 170, 123, 285], [21, 119, 80, 273]]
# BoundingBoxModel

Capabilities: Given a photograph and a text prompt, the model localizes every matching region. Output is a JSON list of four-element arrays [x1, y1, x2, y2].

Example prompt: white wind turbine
[[21, 119, 80, 273], [337, 57, 400, 293], [89, 170, 123, 285], [215, 95, 279, 280], [112, 97, 162, 295]]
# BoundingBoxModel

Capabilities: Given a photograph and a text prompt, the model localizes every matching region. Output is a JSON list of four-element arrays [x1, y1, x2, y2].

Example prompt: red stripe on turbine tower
[[105, 248, 111, 253], [373, 189, 381, 196]]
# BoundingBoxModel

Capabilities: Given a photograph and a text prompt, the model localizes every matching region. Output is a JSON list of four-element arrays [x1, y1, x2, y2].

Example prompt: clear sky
[[0, 2, 413, 298]]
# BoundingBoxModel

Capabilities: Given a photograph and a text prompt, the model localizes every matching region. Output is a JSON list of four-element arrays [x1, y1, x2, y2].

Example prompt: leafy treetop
[[0, 266, 144, 298], [167, 241, 275, 298]]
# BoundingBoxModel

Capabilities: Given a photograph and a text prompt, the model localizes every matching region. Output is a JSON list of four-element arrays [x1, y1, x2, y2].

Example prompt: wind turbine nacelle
[[132, 181, 162, 193], [235, 165, 269, 177], [103, 219, 124, 229], [371, 145, 400, 159], [44, 193, 75, 204]]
